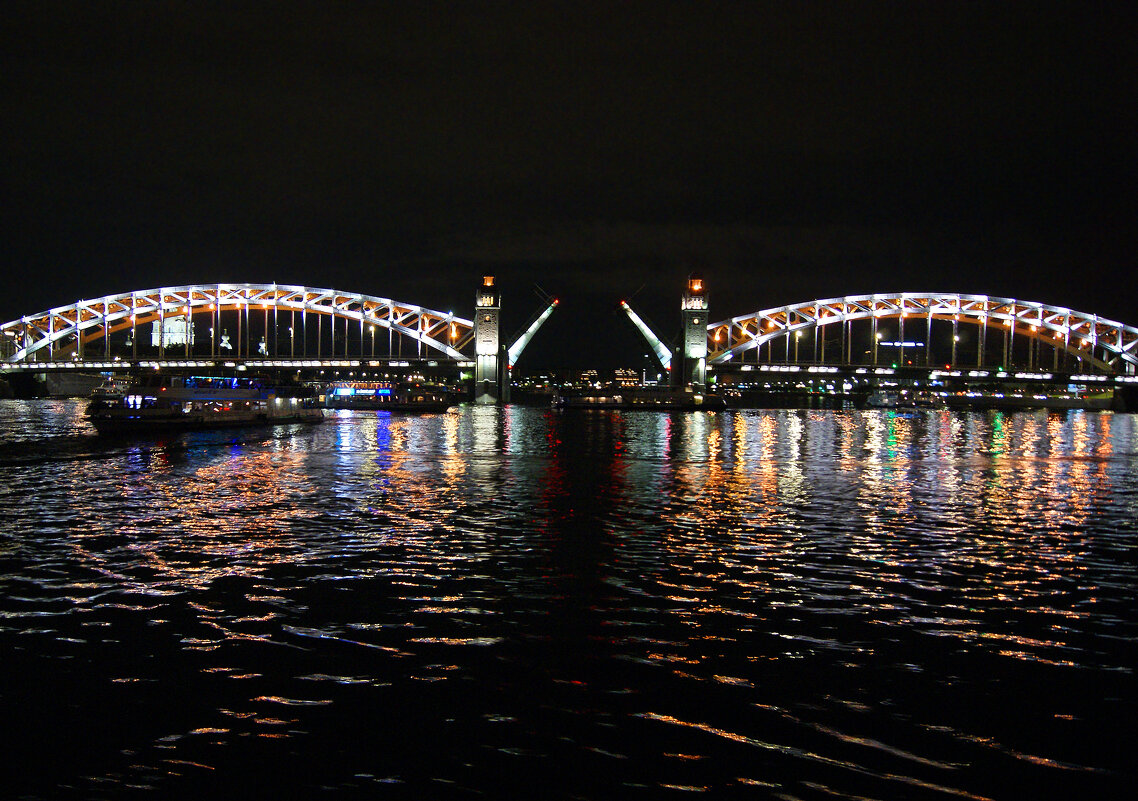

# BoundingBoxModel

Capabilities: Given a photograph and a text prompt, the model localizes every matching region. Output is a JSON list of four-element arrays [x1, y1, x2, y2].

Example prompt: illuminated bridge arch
[[1, 284, 475, 363], [708, 293, 1138, 374]]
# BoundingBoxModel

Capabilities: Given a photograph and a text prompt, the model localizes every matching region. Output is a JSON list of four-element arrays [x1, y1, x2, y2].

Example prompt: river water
[[1, 399, 1134, 800]]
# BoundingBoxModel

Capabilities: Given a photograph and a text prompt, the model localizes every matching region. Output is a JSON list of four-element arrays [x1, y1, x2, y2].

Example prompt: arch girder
[[708, 292, 1138, 371], [3, 283, 474, 362]]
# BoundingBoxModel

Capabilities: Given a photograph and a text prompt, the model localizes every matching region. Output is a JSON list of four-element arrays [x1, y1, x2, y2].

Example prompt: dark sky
[[3, 1, 1135, 369]]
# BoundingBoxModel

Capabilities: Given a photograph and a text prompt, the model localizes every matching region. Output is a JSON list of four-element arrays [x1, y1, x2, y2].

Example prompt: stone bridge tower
[[679, 274, 708, 390], [473, 275, 501, 403]]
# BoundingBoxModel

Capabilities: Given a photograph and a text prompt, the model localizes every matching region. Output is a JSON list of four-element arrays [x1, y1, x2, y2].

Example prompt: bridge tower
[[474, 275, 502, 404], [679, 274, 708, 389]]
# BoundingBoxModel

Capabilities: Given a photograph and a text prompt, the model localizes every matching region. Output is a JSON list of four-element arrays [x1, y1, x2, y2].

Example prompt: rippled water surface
[[1, 399, 1135, 799]]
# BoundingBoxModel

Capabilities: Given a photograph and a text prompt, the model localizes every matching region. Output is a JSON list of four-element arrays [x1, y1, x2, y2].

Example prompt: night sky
[[3, 2, 1135, 369]]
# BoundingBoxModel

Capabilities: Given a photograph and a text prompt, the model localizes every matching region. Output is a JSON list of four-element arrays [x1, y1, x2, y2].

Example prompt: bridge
[[619, 280, 1138, 381], [3, 278, 1137, 404], [706, 292, 1138, 375], [0, 279, 557, 403], [1, 283, 482, 363]]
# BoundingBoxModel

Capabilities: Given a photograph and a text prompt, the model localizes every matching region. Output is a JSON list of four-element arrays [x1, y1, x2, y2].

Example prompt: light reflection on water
[[0, 399, 1135, 799]]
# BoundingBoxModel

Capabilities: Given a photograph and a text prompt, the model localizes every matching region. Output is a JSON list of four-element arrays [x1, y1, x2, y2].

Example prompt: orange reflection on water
[[625, 409, 1133, 666], [100, 447, 321, 590]]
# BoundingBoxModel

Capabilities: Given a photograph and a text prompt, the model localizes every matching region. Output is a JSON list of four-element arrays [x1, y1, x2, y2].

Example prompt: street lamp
[[874, 331, 882, 366], [794, 330, 801, 363], [370, 324, 375, 357], [183, 305, 191, 357]]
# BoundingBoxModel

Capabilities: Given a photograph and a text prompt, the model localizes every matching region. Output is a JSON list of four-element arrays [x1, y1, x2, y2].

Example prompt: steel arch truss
[[1, 284, 475, 362], [708, 293, 1138, 373]]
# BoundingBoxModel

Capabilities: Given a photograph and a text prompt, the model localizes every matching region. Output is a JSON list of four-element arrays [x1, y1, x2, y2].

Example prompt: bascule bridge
[[0, 277, 559, 403], [620, 278, 1138, 405], [621, 274, 710, 391], [4, 275, 1138, 403]]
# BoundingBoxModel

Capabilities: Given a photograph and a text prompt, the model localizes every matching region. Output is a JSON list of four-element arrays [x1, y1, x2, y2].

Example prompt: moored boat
[[89, 376, 128, 401], [552, 386, 726, 410], [86, 375, 324, 434], [941, 390, 1113, 411], [864, 389, 944, 409], [322, 381, 454, 413]]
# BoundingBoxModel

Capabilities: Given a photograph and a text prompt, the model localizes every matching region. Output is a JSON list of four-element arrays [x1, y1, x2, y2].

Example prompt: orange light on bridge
[[483, 276, 495, 287]]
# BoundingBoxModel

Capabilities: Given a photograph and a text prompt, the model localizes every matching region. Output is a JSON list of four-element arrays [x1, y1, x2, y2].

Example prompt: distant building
[[614, 368, 639, 387], [151, 316, 194, 348]]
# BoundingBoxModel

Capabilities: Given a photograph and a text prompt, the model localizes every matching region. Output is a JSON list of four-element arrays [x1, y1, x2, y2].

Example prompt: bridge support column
[[474, 276, 502, 404], [680, 274, 708, 390]]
